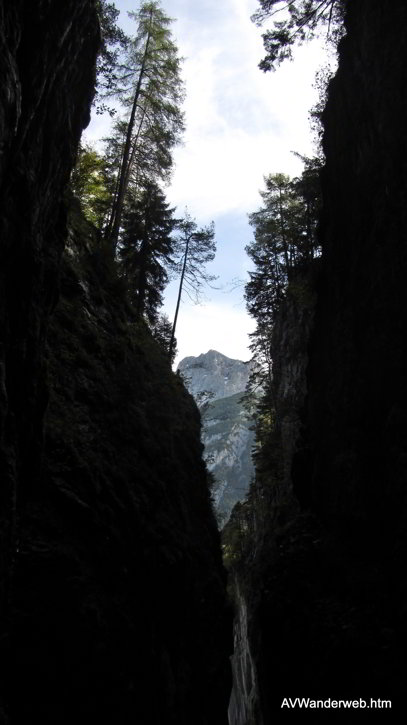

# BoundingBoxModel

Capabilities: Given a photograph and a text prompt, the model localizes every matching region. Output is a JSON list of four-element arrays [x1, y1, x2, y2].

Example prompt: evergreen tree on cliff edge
[[119, 181, 177, 325]]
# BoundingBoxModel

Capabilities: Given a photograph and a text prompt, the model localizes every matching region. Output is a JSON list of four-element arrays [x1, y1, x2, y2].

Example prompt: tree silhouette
[[118, 181, 177, 324], [252, 0, 345, 72], [169, 213, 217, 359], [104, 1, 184, 254]]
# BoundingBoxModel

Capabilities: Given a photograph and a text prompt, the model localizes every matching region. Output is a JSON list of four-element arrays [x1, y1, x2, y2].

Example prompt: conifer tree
[[151, 313, 178, 363], [252, 0, 345, 72], [104, 1, 185, 253], [95, 1, 129, 114], [245, 161, 321, 384], [118, 181, 177, 324], [71, 144, 110, 227]]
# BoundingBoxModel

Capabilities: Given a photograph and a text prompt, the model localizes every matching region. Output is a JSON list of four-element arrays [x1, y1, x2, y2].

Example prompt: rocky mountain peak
[[177, 350, 254, 524], [177, 349, 251, 400]]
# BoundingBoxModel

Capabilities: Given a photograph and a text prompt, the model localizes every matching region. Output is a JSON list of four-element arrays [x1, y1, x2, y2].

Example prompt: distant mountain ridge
[[177, 349, 252, 400], [177, 350, 254, 524]]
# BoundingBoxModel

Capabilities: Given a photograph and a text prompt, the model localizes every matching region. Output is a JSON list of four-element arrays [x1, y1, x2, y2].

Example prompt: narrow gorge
[[1, 0, 407, 723]]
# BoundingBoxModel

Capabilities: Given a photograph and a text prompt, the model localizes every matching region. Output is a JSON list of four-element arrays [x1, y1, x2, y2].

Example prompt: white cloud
[[168, 125, 310, 220], [164, 1, 326, 220], [167, 299, 256, 368], [86, 0, 331, 363]]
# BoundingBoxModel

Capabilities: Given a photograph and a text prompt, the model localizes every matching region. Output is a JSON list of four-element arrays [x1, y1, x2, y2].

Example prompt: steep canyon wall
[[228, 0, 407, 720], [0, 3, 231, 723], [305, 0, 407, 546], [0, 0, 99, 623]]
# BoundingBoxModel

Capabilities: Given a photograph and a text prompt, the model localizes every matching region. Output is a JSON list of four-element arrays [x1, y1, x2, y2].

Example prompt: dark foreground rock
[[0, 3, 231, 722], [227, 1, 407, 720], [9, 204, 231, 724]]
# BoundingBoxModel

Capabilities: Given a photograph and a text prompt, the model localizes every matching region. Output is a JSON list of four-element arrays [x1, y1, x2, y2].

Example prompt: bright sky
[[84, 0, 329, 366]]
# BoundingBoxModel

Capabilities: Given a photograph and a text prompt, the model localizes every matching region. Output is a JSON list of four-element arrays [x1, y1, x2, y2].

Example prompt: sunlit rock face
[[204, 392, 254, 524], [178, 349, 251, 400], [177, 351, 254, 523]]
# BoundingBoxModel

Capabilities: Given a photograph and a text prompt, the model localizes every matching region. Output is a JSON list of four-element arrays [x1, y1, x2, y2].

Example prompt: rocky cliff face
[[303, 0, 407, 541], [227, 0, 407, 720], [0, 4, 231, 723], [204, 392, 254, 524], [9, 205, 231, 724], [228, 582, 261, 725], [177, 351, 254, 523], [0, 0, 100, 686], [178, 350, 251, 400], [225, 272, 318, 724]]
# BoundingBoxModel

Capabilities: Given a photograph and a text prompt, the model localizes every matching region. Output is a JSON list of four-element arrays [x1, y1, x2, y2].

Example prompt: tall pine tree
[[119, 181, 177, 325], [104, 1, 185, 253], [245, 160, 321, 383]]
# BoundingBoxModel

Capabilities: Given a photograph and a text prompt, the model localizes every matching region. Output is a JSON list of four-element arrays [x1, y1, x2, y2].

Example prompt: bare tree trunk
[[278, 188, 290, 273], [136, 235, 149, 318], [123, 103, 148, 192], [105, 141, 125, 241], [107, 11, 153, 255], [169, 236, 189, 360]]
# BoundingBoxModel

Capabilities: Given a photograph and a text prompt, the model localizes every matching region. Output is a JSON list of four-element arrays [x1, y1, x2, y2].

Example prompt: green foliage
[[71, 144, 111, 227], [245, 158, 321, 382], [172, 214, 217, 303], [251, 0, 346, 72], [104, 1, 185, 251], [95, 0, 129, 114], [118, 181, 177, 324], [240, 160, 322, 533], [221, 500, 251, 570], [150, 312, 178, 363], [75, 2, 189, 353], [309, 63, 333, 154]]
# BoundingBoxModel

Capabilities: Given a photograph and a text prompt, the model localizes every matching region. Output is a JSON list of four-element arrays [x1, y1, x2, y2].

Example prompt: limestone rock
[[178, 349, 251, 400], [177, 351, 254, 523]]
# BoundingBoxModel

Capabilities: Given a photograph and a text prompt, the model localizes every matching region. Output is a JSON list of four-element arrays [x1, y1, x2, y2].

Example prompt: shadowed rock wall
[[0, 3, 231, 722], [305, 0, 407, 545], [10, 205, 231, 724], [228, 1, 407, 720], [0, 0, 99, 622]]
